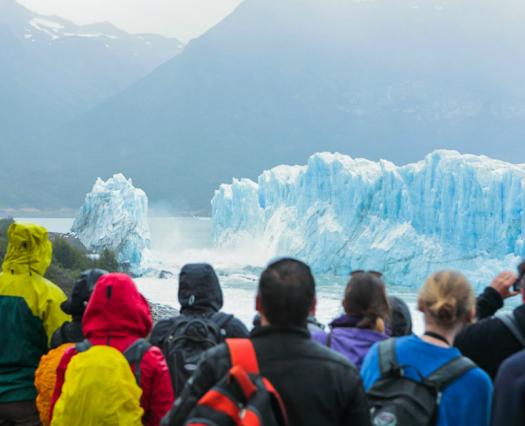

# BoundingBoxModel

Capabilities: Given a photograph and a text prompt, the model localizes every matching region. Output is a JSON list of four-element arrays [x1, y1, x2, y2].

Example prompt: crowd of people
[[1, 222, 525, 425]]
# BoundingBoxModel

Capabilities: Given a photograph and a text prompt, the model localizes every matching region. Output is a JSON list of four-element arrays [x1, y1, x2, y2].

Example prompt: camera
[[512, 270, 525, 292]]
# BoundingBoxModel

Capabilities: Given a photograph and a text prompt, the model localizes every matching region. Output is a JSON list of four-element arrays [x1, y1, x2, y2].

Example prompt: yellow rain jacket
[[0, 223, 70, 403]]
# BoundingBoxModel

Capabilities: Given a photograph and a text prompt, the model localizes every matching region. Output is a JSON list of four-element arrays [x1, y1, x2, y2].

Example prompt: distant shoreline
[[1, 210, 211, 219]]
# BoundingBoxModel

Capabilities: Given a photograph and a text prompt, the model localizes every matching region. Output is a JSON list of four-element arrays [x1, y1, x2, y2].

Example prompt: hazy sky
[[18, 0, 243, 42]]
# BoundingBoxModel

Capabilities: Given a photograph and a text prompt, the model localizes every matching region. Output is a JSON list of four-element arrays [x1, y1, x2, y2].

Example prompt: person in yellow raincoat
[[0, 223, 70, 425]]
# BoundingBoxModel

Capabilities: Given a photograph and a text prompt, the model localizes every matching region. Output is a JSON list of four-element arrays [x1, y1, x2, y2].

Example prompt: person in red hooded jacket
[[49, 273, 174, 426]]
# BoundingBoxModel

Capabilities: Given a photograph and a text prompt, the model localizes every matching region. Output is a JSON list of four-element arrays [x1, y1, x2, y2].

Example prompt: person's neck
[[421, 324, 457, 348]]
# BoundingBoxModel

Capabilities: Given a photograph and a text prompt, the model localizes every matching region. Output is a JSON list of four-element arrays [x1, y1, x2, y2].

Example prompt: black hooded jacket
[[150, 263, 249, 346]]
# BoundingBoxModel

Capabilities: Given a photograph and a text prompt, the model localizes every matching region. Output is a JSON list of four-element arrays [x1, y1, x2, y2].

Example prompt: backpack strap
[[378, 338, 399, 375], [226, 339, 259, 374], [498, 312, 525, 347], [426, 356, 476, 390], [212, 313, 234, 334], [124, 338, 152, 385], [75, 339, 92, 353], [326, 331, 333, 348]]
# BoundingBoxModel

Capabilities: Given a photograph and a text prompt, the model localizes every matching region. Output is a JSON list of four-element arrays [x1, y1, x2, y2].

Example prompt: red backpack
[[184, 339, 288, 426]]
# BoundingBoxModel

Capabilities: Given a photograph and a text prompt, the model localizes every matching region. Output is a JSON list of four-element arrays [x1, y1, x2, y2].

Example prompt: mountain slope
[[0, 0, 183, 142], [4, 0, 525, 211]]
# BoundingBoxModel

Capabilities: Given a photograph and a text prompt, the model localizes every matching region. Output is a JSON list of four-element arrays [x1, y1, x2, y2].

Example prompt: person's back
[[161, 258, 370, 426], [150, 263, 248, 395], [491, 348, 525, 426], [0, 223, 69, 425], [361, 271, 493, 426], [455, 264, 525, 380], [312, 271, 389, 369], [50, 273, 174, 426]]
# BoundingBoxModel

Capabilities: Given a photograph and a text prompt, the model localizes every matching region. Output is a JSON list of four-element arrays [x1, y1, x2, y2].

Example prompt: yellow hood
[[2, 223, 52, 276]]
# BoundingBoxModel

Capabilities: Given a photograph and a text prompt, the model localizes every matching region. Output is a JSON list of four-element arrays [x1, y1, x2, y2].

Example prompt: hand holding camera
[[490, 271, 520, 299]]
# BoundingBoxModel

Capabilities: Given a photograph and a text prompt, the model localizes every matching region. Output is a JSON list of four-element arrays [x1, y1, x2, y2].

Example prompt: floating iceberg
[[72, 174, 151, 275], [212, 150, 525, 289]]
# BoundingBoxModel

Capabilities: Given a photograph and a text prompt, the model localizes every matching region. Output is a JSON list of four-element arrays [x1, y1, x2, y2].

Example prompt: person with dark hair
[[455, 261, 525, 380], [50, 269, 107, 348], [312, 271, 390, 369], [161, 258, 370, 426], [388, 295, 413, 337]]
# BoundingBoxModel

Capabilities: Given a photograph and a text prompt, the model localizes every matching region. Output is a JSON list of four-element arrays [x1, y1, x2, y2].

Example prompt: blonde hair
[[418, 271, 475, 328]]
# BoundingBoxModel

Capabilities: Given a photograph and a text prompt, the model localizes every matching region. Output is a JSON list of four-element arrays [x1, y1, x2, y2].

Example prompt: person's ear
[[417, 299, 425, 313], [466, 307, 475, 325], [309, 297, 317, 316], [256, 294, 263, 314]]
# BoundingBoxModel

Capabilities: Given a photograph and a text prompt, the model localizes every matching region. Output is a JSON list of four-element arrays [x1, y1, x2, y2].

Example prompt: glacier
[[71, 174, 151, 275], [211, 150, 525, 290]]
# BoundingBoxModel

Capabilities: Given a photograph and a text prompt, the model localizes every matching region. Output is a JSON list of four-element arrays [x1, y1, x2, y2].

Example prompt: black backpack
[[162, 313, 233, 395], [367, 338, 476, 426]]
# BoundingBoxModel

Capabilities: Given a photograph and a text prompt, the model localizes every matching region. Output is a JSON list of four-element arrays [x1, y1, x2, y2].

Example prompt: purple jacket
[[312, 315, 388, 370]]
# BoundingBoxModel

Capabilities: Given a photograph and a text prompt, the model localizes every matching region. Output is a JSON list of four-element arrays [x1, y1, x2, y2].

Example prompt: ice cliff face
[[72, 174, 151, 275], [212, 150, 525, 289]]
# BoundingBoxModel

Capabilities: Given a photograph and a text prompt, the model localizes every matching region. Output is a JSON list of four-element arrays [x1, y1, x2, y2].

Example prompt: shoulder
[[33, 275, 68, 301], [145, 344, 166, 360], [457, 315, 505, 337], [142, 345, 170, 371], [446, 363, 492, 396], [311, 329, 328, 344], [461, 365, 492, 387], [498, 349, 525, 378], [150, 317, 178, 344], [220, 313, 249, 337], [151, 317, 178, 334], [303, 336, 361, 373]]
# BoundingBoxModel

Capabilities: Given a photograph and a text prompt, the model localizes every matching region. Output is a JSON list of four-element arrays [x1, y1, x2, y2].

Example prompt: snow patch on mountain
[[212, 150, 525, 289]]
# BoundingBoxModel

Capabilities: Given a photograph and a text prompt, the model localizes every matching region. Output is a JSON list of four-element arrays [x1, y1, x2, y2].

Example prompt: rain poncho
[[0, 223, 69, 403]]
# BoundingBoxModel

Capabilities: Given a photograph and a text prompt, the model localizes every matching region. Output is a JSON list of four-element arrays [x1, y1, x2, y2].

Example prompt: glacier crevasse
[[71, 173, 151, 275], [212, 150, 525, 289]]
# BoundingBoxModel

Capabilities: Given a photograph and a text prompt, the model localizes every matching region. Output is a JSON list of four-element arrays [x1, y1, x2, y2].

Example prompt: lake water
[[15, 216, 432, 332]]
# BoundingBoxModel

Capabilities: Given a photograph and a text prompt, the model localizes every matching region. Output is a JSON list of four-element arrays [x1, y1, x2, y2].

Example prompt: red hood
[[82, 273, 152, 340]]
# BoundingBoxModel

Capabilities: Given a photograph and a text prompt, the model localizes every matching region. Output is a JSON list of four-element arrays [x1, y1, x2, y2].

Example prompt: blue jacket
[[361, 335, 493, 426]]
